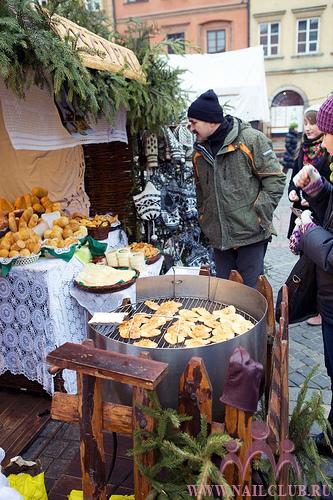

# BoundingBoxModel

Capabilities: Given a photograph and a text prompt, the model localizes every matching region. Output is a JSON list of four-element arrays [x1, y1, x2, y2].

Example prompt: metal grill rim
[[92, 296, 258, 349]]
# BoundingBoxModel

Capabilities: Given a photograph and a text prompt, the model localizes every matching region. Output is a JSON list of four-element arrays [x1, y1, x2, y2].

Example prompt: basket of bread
[[41, 215, 87, 258], [0, 187, 89, 268], [75, 213, 119, 240], [129, 242, 160, 265], [0, 207, 42, 263], [0, 187, 62, 216]]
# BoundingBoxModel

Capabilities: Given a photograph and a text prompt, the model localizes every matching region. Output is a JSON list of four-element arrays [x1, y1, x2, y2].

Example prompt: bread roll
[[14, 195, 26, 210], [23, 194, 32, 208], [9, 250, 20, 258], [32, 203, 45, 213], [54, 216, 69, 228], [32, 187, 48, 198], [40, 196, 51, 208], [0, 239, 10, 250], [19, 248, 30, 256], [8, 214, 17, 232], [28, 214, 39, 228], [0, 198, 14, 214]]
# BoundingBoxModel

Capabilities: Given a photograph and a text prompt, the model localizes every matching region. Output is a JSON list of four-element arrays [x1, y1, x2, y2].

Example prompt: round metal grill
[[93, 296, 258, 349]]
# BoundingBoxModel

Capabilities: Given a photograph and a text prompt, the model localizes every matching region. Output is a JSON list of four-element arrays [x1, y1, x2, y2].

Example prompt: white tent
[[168, 46, 270, 123]]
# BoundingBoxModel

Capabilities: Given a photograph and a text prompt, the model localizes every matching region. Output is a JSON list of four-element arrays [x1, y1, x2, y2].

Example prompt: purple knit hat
[[317, 95, 333, 134]]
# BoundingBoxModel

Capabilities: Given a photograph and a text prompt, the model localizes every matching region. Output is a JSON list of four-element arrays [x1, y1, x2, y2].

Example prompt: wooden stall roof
[[50, 13, 145, 83]]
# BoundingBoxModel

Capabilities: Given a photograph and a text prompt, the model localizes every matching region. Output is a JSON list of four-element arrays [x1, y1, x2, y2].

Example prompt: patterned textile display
[[143, 132, 159, 169], [133, 181, 161, 221], [0, 258, 86, 394], [133, 125, 214, 270]]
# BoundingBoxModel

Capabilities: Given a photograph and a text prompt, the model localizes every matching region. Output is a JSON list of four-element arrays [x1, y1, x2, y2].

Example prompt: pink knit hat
[[317, 95, 333, 134]]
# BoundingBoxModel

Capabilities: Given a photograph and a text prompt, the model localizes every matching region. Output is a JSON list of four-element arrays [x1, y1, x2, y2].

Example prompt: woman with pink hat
[[290, 94, 333, 455]]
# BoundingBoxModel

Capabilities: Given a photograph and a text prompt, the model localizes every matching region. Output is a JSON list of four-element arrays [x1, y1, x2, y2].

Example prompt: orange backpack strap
[[193, 151, 203, 180], [228, 142, 256, 173], [239, 142, 255, 170]]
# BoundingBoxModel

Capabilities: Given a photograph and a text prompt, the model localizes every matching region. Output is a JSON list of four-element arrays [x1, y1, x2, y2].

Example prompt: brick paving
[[21, 170, 333, 492]]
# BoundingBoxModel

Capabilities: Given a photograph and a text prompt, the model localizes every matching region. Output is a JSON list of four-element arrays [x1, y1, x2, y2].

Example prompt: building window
[[259, 22, 279, 56], [207, 30, 226, 53], [297, 17, 319, 54], [85, 0, 101, 10], [166, 32, 185, 54]]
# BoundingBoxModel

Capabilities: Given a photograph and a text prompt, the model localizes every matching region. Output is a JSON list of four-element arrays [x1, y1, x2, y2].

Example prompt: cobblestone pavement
[[23, 171, 333, 492], [266, 171, 331, 418]]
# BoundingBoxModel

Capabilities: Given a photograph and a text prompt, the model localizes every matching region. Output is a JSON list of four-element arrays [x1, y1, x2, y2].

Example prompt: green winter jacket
[[193, 117, 286, 250]]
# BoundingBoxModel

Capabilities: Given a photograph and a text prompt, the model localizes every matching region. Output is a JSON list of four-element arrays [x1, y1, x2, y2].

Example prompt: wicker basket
[[14, 253, 41, 266], [146, 252, 161, 265], [42, 244, 77, 259], [87, 225, 110, 241], [83, 139, 137, 236], [74, 268, 139, 294], [0, 252, 41, 267]]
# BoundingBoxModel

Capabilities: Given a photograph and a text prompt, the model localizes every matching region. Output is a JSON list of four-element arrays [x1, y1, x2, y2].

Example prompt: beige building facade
[[250, 0, 333, 133], [110, 0, 248, 54]]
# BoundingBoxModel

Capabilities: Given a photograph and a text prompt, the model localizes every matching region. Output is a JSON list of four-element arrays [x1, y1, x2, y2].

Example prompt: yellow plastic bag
[[68, 492, 134, 500], [8, 472, 47, 500]]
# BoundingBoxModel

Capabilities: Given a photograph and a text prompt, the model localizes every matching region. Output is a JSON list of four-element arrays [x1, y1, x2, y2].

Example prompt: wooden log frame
[[178, 357, 212, 436], [47, 341, 168, 499], [47, 277, 290, 499], [267, 284, 289, 457], [228, 271, 277, 413]]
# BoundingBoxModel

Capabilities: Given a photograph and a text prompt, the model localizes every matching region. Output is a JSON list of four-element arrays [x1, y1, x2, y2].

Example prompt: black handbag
[[275, 254, 317, 324]]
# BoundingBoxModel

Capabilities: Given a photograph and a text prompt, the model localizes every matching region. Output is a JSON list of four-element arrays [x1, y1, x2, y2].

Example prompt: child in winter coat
[[282, 122, 298, 173], [287, 105, 331, 238], [287, 105, 332, 326], [290, 94, 333, 455]]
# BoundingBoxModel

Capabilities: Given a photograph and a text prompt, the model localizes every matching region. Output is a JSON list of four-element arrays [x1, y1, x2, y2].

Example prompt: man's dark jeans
[[213, 240, 269, 288]]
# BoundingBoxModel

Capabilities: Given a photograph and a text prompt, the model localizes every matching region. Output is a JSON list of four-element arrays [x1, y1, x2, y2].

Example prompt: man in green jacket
[[188, 89, 286, 287]]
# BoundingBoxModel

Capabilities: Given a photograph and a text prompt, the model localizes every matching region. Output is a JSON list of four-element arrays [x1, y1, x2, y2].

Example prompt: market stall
[[0, 8, 156, 394]]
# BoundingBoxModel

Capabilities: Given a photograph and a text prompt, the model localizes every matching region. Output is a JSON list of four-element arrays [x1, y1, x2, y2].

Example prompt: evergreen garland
[[254, 366, 333, 499], [289, 364, 333, 495], [129, 392, 235, 500], [0, 1, 187, 134], [111, 20, 188, 134]]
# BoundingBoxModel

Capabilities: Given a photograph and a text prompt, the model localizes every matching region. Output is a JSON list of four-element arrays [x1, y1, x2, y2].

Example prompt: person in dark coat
[[287, 105, 332, 326], [290, 94, 333, 455], [287, 105, 331, 239], [282, 122, 298, 173], [187, 89, 285, 287]]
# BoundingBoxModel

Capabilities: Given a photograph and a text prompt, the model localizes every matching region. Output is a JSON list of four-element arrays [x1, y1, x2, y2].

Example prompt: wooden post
[[178, 357, 212, 436], [132, 352, 156, 500], [224, 406, 252, 499], [279, 287, 289, 498], [47, 341, 168, 499], [256, 275, 276, 414], [77, 340, 106, 500], [228, 270, 244, 284]]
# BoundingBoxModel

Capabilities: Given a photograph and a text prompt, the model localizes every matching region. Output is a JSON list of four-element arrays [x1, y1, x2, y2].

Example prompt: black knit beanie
[[188, 89, 224, 123]]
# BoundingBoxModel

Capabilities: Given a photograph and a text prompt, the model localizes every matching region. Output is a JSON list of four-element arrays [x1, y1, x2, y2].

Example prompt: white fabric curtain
[[0, 107, 90, 214]]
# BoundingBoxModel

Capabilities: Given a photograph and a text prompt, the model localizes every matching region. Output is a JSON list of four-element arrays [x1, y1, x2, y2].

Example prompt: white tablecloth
[[0, 257, 86, 394], [0, 255, 164, 394]]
